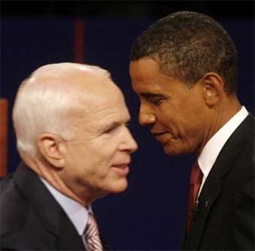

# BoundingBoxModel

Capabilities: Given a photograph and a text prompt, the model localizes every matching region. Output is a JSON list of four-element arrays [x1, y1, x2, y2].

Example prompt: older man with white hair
[[0, 62, 138, 250]]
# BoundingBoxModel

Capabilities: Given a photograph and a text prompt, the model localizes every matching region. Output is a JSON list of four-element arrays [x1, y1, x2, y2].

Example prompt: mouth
[[151, 131, 166, 136], [151, 131, 177, 144], [112, 161, 131, 175], [151, 131, 167, 140]]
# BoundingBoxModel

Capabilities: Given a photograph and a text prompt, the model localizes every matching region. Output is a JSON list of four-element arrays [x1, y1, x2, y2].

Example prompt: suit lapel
[[14, 163, 85, 250], [183, 114, 254, 249], [58, 209, 85, 250]]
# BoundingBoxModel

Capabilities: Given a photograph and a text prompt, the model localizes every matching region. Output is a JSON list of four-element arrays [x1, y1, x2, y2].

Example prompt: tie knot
[[84, 213, 103, 251], [85, 213, 99, 238], [190, 162, 203, 185]]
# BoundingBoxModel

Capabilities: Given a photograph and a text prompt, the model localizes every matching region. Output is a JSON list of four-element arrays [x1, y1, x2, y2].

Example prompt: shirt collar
[[40, 177, 90, 236], [198, 106, 249, 178]]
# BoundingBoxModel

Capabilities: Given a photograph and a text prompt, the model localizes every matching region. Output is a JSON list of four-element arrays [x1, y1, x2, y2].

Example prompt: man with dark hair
[[129, 11, 254, 250]]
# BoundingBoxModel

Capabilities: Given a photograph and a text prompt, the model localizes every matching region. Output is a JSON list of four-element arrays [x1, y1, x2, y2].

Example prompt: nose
[[122, 127, 138, 153], [139, 104, 156, 126]]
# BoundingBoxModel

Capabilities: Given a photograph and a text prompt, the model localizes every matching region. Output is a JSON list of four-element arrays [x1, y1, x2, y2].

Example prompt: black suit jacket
[[0, 162, 109, 250], [182, 113, 255, 250]]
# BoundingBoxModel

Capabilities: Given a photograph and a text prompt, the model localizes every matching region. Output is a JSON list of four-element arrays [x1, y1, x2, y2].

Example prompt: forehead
[[130, 58, 176, 94], [87, 90, 129, 117], [75, 80, 130, 123], [129, 58, 160, 82], [130, 59, 193, 102]]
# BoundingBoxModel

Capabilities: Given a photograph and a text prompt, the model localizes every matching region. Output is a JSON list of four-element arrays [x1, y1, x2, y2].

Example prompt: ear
[[37, 133, 66, 169], [201, 72, 225, 107]]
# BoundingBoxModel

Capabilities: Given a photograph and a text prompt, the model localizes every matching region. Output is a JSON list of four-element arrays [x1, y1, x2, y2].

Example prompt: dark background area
[[1, 0, 254, 19], [1, 0, 254, 18], [1, 1, 254, 250]]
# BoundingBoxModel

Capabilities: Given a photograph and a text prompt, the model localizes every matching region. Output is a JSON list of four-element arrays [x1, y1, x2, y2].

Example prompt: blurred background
[[1, 0, 254, 18], [1, 1, 254, 250]]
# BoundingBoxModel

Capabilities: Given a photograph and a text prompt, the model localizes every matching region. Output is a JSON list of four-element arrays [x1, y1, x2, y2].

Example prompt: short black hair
[[130, 11, 238, 95]]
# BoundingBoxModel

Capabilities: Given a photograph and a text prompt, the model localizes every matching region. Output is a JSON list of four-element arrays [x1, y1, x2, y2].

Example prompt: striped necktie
[[84, 213, 103, 251], [186, 161, 203, 232]]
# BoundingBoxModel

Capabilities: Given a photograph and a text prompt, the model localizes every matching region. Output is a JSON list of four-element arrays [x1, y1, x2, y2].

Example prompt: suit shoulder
[[0, 177, 56, 249], [0, 175, 28, 235]]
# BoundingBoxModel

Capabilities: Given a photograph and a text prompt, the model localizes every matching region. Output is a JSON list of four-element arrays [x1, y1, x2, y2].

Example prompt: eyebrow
[[140, 92, 167, 98], [100, 118, 130, 132], [100, 121, 119, 131]]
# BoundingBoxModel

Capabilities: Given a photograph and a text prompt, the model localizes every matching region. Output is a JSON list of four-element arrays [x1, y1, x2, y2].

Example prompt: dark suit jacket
[[182, 113, 255, 250], [0, 162, 109, 251]]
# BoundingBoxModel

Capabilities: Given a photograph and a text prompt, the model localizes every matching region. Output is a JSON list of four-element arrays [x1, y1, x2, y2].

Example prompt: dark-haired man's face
[[129, 57, 212, 156]]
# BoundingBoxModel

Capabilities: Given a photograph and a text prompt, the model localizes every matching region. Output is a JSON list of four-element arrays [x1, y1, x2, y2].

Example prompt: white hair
[[12, 62, 110, 158]]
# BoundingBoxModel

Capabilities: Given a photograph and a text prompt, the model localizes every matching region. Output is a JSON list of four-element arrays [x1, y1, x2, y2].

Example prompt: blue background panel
[[1, 16, 254, 250]]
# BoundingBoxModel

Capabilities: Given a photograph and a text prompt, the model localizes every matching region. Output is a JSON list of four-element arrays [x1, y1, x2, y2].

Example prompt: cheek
[[65, 137, 120, 175], [85, 142, 118, 171], [157, 107, 182, 128], [63, 143, 93, 174], [157, 107, 195, 138]]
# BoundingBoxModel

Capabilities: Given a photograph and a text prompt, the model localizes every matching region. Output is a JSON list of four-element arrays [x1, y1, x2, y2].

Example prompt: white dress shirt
[[197, 106, 249, 195], [40, 178, 91, 247]]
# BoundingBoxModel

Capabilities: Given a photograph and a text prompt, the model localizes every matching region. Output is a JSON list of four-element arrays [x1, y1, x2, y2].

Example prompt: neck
[[23, 156, 89, 207]]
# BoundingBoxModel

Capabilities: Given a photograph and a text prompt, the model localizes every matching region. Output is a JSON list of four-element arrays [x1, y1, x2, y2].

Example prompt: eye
[[150, 97, 164, 106], [104, 126, 118, 134], [102, 121, 121, 135]]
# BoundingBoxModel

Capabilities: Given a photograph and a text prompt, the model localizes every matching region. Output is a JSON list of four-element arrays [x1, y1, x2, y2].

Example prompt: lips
[[112, 158, 131, 175], [151, 131, 166, 137], [151, 131, 169, 143], [152, 131, 179, 145], [151, 131, 166, 136], [113, 162, 130, 168], [154, 134, 166, 142], [112, 163, 130, 176], [113, 158, 131, 167]]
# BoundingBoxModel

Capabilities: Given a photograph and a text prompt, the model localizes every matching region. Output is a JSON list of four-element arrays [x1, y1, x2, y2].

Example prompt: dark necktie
[[186, 161, 203, 232], [84, 213, 103, 251]]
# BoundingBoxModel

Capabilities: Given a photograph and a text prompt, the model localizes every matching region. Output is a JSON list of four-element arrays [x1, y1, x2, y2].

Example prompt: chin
[[111, 180, 128, 194], [163, 145, 184, 157]]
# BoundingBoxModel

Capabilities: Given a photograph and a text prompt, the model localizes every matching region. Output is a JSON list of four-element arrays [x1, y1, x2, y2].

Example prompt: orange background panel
[[0, 98, 8, 177]]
